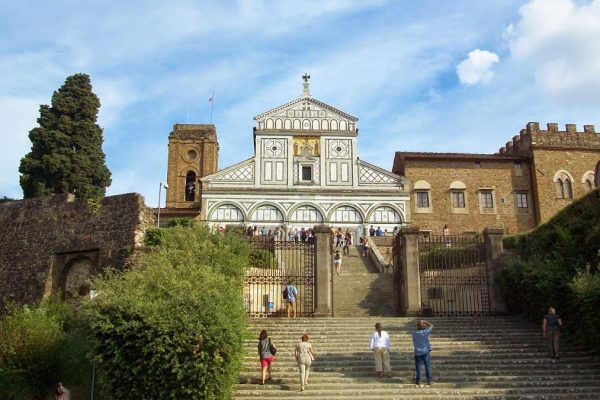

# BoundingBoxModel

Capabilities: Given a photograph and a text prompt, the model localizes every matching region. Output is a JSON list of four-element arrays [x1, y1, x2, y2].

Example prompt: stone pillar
[[483, 227, 508, 315], [400, 226, 421, 317], [313, 225, 333, 317]]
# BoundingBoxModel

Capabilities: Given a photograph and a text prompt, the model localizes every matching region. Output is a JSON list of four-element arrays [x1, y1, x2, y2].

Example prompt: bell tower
[[165, 124, 219, 208]]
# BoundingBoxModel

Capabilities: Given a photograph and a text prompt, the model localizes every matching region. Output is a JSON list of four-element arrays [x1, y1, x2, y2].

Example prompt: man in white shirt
[[370, 322, 392, 378]]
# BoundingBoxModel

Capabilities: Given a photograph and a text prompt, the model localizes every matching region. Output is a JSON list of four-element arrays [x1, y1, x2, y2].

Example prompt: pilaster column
[[313, 225, 332, 316], [483, 227, 508, 315], [400, 226, 421, 316]]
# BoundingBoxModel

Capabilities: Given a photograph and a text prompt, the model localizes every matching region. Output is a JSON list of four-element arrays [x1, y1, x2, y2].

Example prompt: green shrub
[[167, 217, 196, 228], [498, 189, 600, 353], [249, 248, 277, 268], [84, 225, 250, 400], [144, 227, 165, 247], [0, 299, 90, 400]]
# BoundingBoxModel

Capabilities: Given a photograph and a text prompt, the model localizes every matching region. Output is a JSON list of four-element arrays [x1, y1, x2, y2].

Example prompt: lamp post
[[157, 182, 168, 227]]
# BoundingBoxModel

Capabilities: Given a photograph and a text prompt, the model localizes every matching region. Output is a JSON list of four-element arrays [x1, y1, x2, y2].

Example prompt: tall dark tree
[[19, 73, 111, 201]]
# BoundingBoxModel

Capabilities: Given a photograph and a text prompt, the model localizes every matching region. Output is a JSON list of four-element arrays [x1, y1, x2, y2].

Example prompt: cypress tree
[[19, 73, 111, 202]]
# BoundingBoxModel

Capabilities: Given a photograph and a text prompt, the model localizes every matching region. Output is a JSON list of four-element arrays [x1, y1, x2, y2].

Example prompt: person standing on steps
[[543, 306, 563, 362], [334, 249, 343, 275], [257, 329, 276, 385], [412, 319, 434, 387], [370, 322, 392, 378], [295, 334, 316, 391], [284, 281, 299, 318], [362, 234, 370, 258]]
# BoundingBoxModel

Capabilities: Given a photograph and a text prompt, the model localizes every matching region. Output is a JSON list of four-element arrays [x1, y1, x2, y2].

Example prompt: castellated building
[[162, 79, 599, 236], [393, 122, 599, 235]]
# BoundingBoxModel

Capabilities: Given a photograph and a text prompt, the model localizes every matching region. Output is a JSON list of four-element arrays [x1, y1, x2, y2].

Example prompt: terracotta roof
[[394, 151, 527, 161]]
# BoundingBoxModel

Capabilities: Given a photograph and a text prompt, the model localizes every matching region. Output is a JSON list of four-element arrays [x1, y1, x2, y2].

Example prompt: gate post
[[313, 225, 332, 316], [400, 227, 421, 316], [483, 227, 508, 315]]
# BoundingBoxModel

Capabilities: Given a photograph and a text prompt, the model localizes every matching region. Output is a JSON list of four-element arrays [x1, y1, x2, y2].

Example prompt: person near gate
[[257, 329, 277, 385], [412, 319, 434, 387], [295, 334, 316, 391], [543, 306, 563, 362], [283, 281, 298, 318], [370, 322, 392, 378]]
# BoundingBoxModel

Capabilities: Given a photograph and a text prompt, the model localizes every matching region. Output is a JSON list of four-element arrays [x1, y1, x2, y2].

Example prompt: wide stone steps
[[234, 317, 600, 399]]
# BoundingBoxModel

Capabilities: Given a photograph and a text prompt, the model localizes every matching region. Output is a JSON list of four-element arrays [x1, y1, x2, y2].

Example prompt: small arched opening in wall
[[185, 171, 197, 201], [53, 250, 99, 299]]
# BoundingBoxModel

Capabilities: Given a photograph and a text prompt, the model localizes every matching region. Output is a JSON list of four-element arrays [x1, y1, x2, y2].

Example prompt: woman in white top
[[294, 334, 316, 391]]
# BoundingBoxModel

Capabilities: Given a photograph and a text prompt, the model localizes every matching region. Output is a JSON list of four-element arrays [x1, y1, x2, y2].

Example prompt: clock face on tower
[[263, 139, 286, 157], [328, 139, 350, 158]]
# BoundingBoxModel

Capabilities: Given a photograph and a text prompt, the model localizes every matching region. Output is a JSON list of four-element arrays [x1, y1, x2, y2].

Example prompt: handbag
[[269, 338, 277, 356]]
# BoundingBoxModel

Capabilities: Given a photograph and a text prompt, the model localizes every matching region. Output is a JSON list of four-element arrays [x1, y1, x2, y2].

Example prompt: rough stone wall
[[166, 124, 219, 209], [531, 147, 600, 223], [0, 193, 154, 308], [401, 159, 536, 234]]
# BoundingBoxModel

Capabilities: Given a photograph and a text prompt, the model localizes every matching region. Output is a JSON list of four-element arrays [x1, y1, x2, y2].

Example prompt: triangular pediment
[[358, 160, 407, 187], [202, 157, 254, 183], [254, 96, 357, 132]]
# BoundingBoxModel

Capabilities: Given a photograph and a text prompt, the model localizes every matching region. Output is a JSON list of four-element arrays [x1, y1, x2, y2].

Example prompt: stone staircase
[[234, 317, 600, 399], [333, 245, 395, 317]]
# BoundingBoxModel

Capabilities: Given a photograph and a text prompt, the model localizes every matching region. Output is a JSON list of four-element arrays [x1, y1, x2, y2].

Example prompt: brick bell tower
[[165, 124, 219, 209]]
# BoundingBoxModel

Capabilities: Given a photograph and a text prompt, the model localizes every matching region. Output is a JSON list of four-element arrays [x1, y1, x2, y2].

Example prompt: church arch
[[284, 119, 292, 130], [266, 119, 274, 129], [293, 119, 301, 130], [209, 202, 246, 222], [321, 120, 329, 130], [288, 203, 325, 223], [367, 204, 403, 224], [275, 119, 283, 129], [248, 203, 285, 223], [312, 120, 320, 130], [340, 120, 347, 130], [328, 204, 364, 223], [331, 120, 338, 130]]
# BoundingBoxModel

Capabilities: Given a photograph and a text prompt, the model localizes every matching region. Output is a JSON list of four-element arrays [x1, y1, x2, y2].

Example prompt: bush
[[84, 225, 250, 400], [167, 217, 196, 228], [498, 189, 600, 353], [144, 227, 165, 247], [0, 298, 90, 400], [249, 248, 277, 268]]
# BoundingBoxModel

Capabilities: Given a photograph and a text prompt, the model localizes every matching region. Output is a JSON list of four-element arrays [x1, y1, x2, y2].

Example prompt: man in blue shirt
[[411, 319, 433, 387]]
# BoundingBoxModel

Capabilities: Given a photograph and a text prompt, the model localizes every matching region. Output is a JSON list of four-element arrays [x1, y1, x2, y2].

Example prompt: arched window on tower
[[554, 171, 574, 199], [185, 171, 196, 201], [582, 171, 596, 193]]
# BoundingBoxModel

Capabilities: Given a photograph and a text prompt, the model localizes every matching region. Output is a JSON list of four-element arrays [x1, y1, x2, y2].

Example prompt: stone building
[[162, 77, 409, 236], [393, 122, 599, 235]]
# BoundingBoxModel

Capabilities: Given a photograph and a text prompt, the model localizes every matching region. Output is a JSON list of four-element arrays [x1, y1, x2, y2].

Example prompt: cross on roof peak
[[302, 73, 311, 97]]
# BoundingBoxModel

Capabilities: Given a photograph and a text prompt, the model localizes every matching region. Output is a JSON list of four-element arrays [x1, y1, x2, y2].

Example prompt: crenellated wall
[[0, 193, 154, 309]]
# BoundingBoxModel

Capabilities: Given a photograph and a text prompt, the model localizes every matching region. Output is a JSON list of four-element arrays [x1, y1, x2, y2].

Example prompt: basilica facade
[[164, 78, 409, 237]]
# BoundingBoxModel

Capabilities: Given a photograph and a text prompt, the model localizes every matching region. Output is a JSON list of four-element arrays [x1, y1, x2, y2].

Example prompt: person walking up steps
[[257, 330, 277, 385], [334, 250, 343, 275], [370, 322, 392, 378], [543, 306, 563, 362], [412, 319, 434, 387], [295, 334, 316, 391]]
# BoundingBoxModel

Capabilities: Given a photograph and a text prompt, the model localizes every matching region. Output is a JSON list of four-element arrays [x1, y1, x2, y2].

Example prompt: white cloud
[[456, 49, 500, 86], [507, 0, 600, 101]]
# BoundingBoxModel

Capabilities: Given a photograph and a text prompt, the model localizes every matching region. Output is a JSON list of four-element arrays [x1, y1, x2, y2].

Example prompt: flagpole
[[209, 90, 215, 123]]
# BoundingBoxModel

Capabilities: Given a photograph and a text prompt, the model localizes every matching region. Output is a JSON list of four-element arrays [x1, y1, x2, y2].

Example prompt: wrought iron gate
[[244, 237, 315, 317], [419, 234, 490, 317]]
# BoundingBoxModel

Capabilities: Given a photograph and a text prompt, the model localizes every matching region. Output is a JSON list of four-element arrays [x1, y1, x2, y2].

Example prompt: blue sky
[[2, 0, 599, 206]]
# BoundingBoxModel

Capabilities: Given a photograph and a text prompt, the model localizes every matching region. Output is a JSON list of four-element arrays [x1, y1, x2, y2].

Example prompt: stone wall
[[0, 193, 154, 308]]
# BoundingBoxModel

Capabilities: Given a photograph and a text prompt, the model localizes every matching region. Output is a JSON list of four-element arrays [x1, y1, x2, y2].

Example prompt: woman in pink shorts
[[257, 329, 277, 385]]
